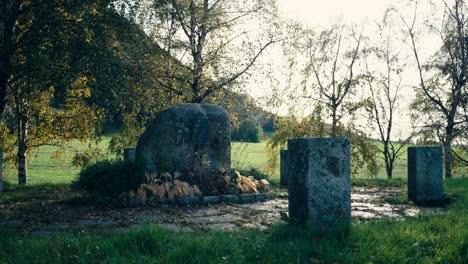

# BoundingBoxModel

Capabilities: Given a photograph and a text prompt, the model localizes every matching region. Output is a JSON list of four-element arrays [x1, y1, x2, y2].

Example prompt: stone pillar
[[124, 148, 136, 163], [280, 150, 289, 186], [0, 148, 3, 193], [408, 147, 443, 204], [288, 138, 351, 230]]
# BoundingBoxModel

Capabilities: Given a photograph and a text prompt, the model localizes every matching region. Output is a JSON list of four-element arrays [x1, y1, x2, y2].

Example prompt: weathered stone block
[[202, 196, 220, 204], [239, 194, 255, 203], [0, 148, 3, 193], [177, 197, 201, 206], [288, 138, 351, 229], [124, 148, 136, 163], [280, 150, 289, 186], [408, 147, 444, 204], [136, 104, 231, 185], [220, 195, 240, 203]]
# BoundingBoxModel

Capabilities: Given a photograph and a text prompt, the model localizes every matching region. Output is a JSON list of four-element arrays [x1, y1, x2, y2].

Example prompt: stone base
[[408, 147, 444, 205], [288, 138, 351, 230]]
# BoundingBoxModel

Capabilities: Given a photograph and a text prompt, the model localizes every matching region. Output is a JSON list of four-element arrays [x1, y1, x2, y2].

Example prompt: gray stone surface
[[254, 193, 267, 202], [202, 196, 220, 204], [221, 195, 240, 203], [0, 148, 3, 193], [408, 147, 444, 204], [136, 104, 231, 185], [124, 148, 136, 163], [177, 197, 201, 206], [280, 149, 289, 186], [239, 194, 255, 203], [288, 138, 351, 229]]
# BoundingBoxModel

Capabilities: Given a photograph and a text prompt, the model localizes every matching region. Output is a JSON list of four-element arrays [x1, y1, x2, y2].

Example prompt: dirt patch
[[0, 186, 445, 236]]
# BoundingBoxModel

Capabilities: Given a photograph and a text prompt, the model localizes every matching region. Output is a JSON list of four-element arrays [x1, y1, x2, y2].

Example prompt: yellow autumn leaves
[[129, 170, 270, 206]]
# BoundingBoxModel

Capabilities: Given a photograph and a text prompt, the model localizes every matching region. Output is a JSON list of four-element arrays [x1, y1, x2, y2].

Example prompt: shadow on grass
[[352, 178, 406, 187], [0, 183, 88, 206]]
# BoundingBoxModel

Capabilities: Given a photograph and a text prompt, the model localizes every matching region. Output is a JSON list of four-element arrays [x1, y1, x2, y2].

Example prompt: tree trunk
[[17, 116, 28, 185], [17, 143, 27, 185], [18, 144, 27, 185], [385, 158, 393, 180], [444, 128, 453, 178], [331, 106, 338, 137], [381, 142, 393, 179]]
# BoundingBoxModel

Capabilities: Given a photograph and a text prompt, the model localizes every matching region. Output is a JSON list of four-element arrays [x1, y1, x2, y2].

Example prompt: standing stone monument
[[280, 150, 289, 186], [0, 148, 3, 192], [124, 148, 136, 163], [288, 138, 351, 230], [136, 104, 231, 185], [408, 146, 443, 204]]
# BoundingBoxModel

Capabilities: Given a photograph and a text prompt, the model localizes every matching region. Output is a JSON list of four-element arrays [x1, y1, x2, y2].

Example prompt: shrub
[[232, 119, 263, 143], [74, 160, 142, 196]]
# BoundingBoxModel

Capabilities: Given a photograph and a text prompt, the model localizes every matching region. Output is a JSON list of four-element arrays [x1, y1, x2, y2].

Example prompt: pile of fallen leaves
[[233, 171, 270, 194], [125, 172, 202, 205], [124, 170, 270, 206]]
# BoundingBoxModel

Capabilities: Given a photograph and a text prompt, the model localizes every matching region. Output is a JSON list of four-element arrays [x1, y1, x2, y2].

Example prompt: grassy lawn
[[2, 137, 466, 186], [2, 138, 270, 185], [2, 137, 114, 185], [0, 178, 466, 263], [231, 141, 269, 171]]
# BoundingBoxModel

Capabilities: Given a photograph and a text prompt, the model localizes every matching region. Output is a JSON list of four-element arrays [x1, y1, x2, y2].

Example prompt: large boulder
[[136, 104, 231, 184]]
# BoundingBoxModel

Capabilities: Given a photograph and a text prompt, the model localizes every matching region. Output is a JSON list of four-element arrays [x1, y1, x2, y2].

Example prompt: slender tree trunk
[[386, 166, 393, 180], [17, 116, 28, 185], [331, 105, 338, 137], [385, 156, 394, 180], [384, 146, 393, 180], [444, 124, 454, 178], [17, 143, 27, 185]]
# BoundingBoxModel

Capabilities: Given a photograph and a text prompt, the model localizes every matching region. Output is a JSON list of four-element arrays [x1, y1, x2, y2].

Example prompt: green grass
[[2, 137, 466, 186], [2, 137, 114, 185], [231, 141, 269, 171], [2, 138, 270, 186], [0, 178, 466, 263]]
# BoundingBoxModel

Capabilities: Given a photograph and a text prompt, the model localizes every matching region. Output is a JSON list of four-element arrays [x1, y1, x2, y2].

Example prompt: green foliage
[[452, 147, 468, 177], [74, 160, 141, 197], [266, 113, 379, 177], [115, 0, 279, 104], [108, 114, 149, 156], [0, 75, 104, 184], [232, 119, 264, 143], [265, 113, 325, 174]]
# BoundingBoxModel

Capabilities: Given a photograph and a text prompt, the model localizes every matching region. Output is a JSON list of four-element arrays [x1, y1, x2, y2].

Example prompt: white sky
[[277, 0, 395, 26], [248, 0, 435, 139]]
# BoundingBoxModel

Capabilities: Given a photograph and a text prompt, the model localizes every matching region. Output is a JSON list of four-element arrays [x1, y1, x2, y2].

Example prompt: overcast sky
[[277, 0, 395, 26], [248, 0, 426, 139]]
